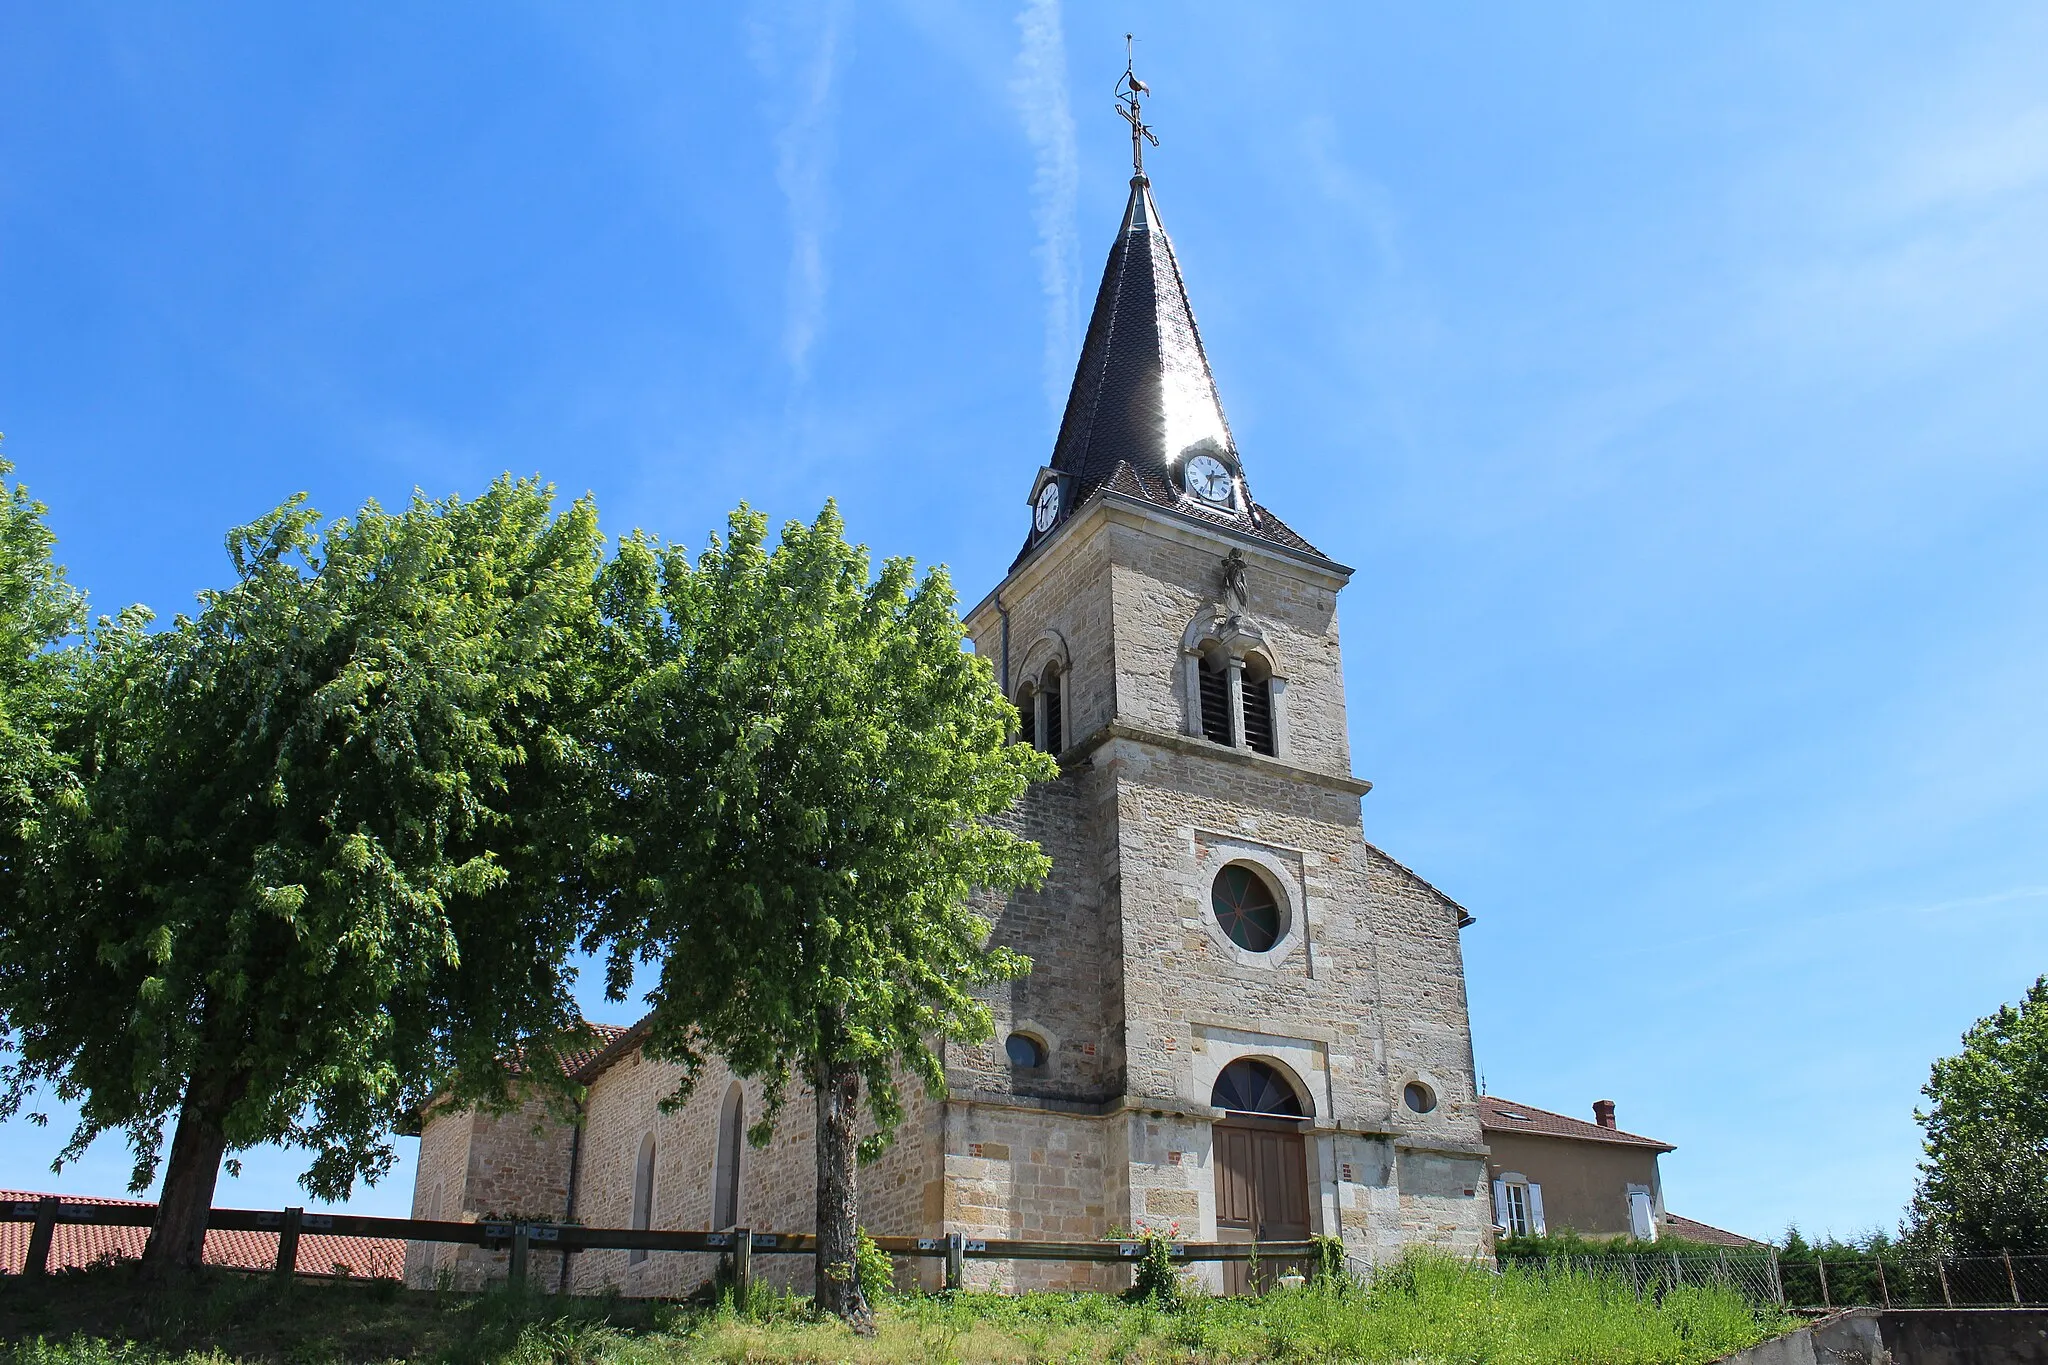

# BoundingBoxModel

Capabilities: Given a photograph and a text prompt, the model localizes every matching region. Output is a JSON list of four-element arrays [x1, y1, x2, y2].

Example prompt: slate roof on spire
[[1019, 174, 1324, 565]]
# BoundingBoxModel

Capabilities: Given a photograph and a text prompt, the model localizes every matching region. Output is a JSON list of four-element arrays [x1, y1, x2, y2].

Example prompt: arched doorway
[[1210, 1059, 1312, 1293]]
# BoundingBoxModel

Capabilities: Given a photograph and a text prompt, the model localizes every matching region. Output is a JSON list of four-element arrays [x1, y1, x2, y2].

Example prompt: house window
[[1212, 864, 1281, 952], [713, 1084, 744, 1230], [1494, 1176, 1545, 1238], [629, 1131, 657, 1265]]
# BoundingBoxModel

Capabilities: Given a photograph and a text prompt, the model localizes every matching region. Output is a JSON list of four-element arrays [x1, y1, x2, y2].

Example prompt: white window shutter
[[1492, 1180, 1510, 1229], [1528, 1183, 1546, 1236], [1627, 1190, 1653, 1240]]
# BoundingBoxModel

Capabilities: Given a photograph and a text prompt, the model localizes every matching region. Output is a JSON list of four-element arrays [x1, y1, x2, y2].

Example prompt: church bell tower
[[952, 68, 1491, 1284]]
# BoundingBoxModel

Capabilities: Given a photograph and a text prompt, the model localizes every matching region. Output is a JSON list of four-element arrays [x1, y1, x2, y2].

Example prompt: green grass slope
[[0, 1252, 1789, 1365]]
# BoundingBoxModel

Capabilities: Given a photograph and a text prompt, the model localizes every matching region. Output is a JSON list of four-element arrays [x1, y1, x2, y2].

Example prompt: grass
[[0, 1253, 1792, 1365]]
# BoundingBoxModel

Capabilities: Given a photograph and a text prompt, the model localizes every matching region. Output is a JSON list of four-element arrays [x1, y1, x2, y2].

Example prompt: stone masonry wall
[[568, 1045, 938, 1299], [403, 1095, 579, 1290]]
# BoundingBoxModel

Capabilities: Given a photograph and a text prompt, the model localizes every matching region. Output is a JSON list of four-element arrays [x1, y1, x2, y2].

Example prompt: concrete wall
[[1713, 1309, 2048, 1365], [1485, 1131, 1662, 1238]]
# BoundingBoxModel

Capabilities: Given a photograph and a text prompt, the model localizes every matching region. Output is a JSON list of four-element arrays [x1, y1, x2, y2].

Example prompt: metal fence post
[[1874, 1252, 1889, 1309], [508, 1223, 530, 1290], [1629, 1254, 1643, 1299], [732, 1227, 753, 1307], [1670, 1249, 1683, 1290], [2006, 1249, 2022, 1306], [1936, 1256, 1951, 1307], [945, 1231, 964, 1291], [23, 1196, 58, 1278], [1817, 1256, 1831, 1309], [273, 1206, 303, 1280], [1769, 1249, 1784, 1307]]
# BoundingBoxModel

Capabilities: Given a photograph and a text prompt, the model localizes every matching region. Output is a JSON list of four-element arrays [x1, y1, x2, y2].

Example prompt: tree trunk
[[812, 1020, 872, 1332], [140, 1070, 244, 1281]]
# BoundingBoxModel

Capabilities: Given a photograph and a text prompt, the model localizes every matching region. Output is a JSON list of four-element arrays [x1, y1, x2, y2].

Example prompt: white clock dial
[[1034, 482, 1061, 533], [1185, 454, 1234, 504]]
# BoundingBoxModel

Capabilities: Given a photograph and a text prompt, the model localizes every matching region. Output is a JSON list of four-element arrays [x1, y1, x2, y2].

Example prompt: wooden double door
[[1213, 1118, 1311, 1294]]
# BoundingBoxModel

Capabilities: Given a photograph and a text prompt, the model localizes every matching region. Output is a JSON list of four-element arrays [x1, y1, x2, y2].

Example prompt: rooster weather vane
[[1115, 34, 1158, 176]]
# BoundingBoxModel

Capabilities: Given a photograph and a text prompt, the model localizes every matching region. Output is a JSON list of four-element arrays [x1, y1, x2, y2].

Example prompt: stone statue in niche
[[1221, 548, 1250, 619]]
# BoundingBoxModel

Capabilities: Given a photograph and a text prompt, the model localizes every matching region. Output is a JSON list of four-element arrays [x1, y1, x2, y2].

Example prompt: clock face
[[1185, 454, 1234, 504], [1034, 482, 1061, 533]]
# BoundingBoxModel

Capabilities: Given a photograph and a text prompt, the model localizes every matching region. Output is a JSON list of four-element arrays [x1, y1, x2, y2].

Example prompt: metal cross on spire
[[1115, 34, 1157, 176]]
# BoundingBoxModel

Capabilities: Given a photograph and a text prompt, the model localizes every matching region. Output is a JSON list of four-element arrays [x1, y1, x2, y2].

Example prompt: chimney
[[1593, 1099, 1617, 1129]]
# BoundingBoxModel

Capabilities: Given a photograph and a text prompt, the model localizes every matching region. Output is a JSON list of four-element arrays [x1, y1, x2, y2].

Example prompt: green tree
[[0, 446, 87, 878], [1908, 976, 2048, 1254], [587, 504, 1055, 1328], [0, 477, 609, 1276]]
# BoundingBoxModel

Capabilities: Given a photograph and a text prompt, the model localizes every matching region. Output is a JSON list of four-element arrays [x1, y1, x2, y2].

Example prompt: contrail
[[751, 0, 852, 379], [1013, 0, 1078, 418]]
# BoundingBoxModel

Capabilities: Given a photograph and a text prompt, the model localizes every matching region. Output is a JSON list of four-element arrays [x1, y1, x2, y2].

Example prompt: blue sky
[[3, 2, 2045, 1244]]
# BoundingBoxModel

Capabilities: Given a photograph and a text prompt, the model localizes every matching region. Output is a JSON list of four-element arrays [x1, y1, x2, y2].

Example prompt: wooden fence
[[2, 1197, 1319, 1299]]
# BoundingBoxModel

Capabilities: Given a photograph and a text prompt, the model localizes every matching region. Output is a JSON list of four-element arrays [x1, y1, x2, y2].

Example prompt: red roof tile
[[1662, 1213, 1766, 1247], [1479, 1096, 1675, 1152], [0, 1190, 403, 1280]]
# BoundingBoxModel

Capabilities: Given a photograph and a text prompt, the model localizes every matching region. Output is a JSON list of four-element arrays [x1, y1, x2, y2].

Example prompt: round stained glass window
[[1005, 1033, 1047, 1069], [1211, 865, 1281, 952]]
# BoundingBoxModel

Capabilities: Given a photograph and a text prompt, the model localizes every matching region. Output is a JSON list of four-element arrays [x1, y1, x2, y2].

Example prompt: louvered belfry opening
[[1042, 670, 1063, 754], [1199, 657, 1231, 745], [1241, 666, 1275, 757]]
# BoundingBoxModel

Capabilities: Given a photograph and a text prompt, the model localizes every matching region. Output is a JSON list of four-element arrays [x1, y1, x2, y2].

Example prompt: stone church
[[407, 164, 1492, 1296]]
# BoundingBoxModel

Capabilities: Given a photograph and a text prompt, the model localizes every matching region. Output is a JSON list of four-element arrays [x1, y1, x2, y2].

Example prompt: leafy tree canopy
[[586, 503, 1056, 1322], [0, 476, 609, 1269], [1909, 975, 2048, 1254], [0, 446, 87, 851]]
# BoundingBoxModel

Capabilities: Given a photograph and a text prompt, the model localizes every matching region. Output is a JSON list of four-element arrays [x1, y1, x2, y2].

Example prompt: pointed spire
[[1016, 63, 1324, 566], [1049, 174, 1240, 495]]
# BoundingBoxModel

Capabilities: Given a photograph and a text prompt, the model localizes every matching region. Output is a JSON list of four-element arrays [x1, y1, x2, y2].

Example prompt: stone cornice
[[1064, 719, 1374, 797]]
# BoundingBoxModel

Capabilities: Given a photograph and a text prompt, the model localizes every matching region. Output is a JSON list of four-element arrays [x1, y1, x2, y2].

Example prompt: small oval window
[[1005, 1033, 1047, 1069], [1404, 1082, 1437, 1114]]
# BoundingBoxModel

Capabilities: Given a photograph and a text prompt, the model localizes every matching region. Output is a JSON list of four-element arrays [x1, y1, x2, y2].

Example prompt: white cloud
[[1011, 0, 1077, 418], [750, 0, 853, 378]]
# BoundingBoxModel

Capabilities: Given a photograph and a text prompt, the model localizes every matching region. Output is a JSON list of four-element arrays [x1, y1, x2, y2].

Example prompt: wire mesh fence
[[1497, 1248, 2048, 1309]]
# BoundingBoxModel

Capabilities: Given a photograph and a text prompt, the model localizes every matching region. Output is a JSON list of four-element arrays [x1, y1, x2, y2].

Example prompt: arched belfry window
[[1241, 655, 1277, 757], [1211, 1059, 1306, 1117], [1014, 683, 1037, 750], [1039, 665, 1063, 755], [1198, 652, 1231, 746], [628, 1131, 656, 1265], [712, 1083, 744, 1230]]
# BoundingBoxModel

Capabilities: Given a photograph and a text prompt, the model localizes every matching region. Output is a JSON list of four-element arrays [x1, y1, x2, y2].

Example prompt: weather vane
[[1115, 34, 1157, 176]]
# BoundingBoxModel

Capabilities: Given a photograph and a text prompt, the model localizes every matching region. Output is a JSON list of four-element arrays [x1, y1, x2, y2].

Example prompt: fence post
[[1817, 1255, 1831, 1309], [273, 1206, 303, 1281], [508, 1223, 529, 1290], [1670, 1249, 1683, 1290], [2006, 1249, 2021, 1306], [1936, 1256, 1951, 1307], [23, 1196, 57, 1278], [732, 1227, 753, 1308], [1629, 1254, 1643, 1299], [1717, 1248, 1730, 1287], [1769, 1249, 1785, 1307], [1875, 1252, 1889, 1309], [945, 1231, 964, 1292]]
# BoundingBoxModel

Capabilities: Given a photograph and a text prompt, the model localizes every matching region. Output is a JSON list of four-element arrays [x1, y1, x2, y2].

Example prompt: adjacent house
[[1480, 1096, 1757, 1246]]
